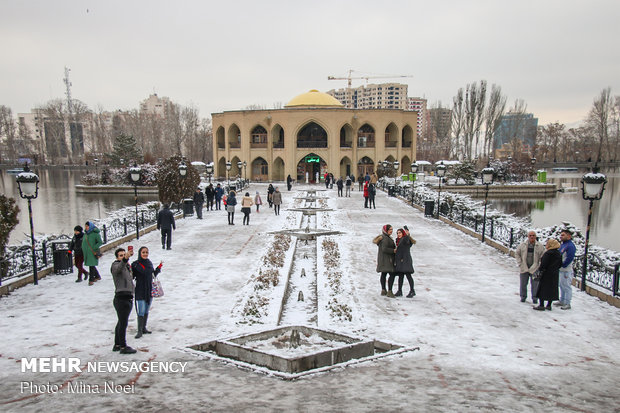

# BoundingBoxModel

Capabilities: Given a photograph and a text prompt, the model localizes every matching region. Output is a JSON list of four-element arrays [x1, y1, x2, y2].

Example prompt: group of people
[[69, 221, 103, 285], [110, 245, 163, 354], [374, 224, 417, 298], [515, 229, 576, 311]]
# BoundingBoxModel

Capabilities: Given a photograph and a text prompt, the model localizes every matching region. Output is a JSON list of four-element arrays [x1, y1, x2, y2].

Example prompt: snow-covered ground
[[1, 183, 619, 412]]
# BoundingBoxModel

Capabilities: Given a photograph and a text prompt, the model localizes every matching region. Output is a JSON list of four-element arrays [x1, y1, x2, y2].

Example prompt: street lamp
[[480, 165, 495, 243], [16, 165, 40, 285], [206, 163, 214, 184], [435, 161, 447, 218], [580, 167, 607, 291], [94, 157, 99, 177], [226, 160, 232, 188], [178, 161, 187, 178], [237, 161, 243, 183], [129, 164, 141, 240], [410, 161, 418, 206], [243, 161, 247, 182]]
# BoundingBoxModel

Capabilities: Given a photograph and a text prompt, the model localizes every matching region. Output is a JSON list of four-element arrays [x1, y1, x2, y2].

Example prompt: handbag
[[85, 236, 103, 258], [151, 276, 164, 297]]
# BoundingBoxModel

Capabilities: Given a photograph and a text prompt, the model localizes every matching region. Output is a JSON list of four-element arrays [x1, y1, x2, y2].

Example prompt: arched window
[[358, 124, 375, 148], [297, 122, 328, 148]]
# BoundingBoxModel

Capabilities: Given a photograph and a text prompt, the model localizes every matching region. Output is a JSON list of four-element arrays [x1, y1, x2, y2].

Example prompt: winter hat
[[74, 225, 83, 232], [245, 192, 250, 196]]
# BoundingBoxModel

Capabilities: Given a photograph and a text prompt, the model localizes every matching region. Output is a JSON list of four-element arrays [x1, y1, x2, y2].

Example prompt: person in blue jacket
[[214, 184, 224, 210], [131, 246, 162, 338], [557, 229, 576, 310]]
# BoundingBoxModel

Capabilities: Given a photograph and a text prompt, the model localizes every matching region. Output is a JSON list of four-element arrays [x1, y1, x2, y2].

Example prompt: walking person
[[324, 172, 330, 189], [363, 181, 370, 208], [391, 226, 417, 298], [82, 221, 103, 286], [329, 173, 334, 189], [193, 187, 205, 219], [214, 184, 224, 210], [533, 239, 562, 311], [254, 191, 263, 213], [272, 187, 283, 215], [157, 204, 176, 250], [267, 184, 275, 208], [131, 247, 163, 338], [345, 175, 352, 197], [515, 231, 545, 304], [287, 174, 293, 191], [205, 183, 215, 211], [368, 183, 376, 209], [373, 224, 396, 297], [111, 247, 137, 354], [557, 229, 576, 310], [349, 174, 355, 191], [336, 177, 344, 197], [241, 192, 254, 225], [358, 175, 364, 191], [69, 225, 88, 282], [226, 190, 237, 225]]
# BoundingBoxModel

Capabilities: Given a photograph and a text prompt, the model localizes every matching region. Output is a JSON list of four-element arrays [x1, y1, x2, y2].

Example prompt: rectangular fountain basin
[[188, 325, 415, 379]]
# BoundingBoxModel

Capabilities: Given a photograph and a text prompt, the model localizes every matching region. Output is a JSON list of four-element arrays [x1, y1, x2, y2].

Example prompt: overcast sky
[[2, 0, 619, 125]]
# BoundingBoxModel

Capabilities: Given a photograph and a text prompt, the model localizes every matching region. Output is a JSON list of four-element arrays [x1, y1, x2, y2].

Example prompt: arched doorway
[[216, 126, 225, 149], [340, 156, 352, 178], [297, 153, 327, 183], [402, 124, 413, 148], [252, 157, 268, 182], [273, 157, 285, 181], [228, 124, 241, 148], [357, 156, 374, 177], [340, 124, 353, 148], [217, 157, 227, 178], [272, 124, 284, 148]]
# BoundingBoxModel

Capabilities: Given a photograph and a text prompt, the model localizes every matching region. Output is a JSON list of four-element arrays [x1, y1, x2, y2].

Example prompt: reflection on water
[[0, 168, 158, 244], [488, 172, 620, 251]]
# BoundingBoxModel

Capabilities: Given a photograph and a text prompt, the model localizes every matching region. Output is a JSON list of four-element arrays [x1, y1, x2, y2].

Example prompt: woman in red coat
[[363, 181, 369, 208]]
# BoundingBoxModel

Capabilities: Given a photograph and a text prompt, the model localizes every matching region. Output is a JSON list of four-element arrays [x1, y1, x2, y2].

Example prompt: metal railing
[[380, 181, 619, 296], [1, 204, 160, 285]]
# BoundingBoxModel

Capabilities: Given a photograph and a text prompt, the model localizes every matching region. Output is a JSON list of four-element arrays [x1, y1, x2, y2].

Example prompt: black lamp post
[[206, 163, 213, 184], [226, 160, 232, 188], [130, 164, 142, 239], [237, 161, 243, 183], [580, 168, 607, 291], [243, 161, 247, 182], [410, 161, 418, 205], [435, 161, 447, 218], [94, 157, 99, 177], [480, 165, 495, 242], [16, 165, 40, 285]]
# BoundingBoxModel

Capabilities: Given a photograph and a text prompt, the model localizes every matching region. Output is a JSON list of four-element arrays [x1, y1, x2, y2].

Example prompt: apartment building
[[327, 83, 409, 110]]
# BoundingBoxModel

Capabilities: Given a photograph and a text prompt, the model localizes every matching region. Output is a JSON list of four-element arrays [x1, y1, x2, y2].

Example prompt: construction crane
[[327, 69, 413, 88]]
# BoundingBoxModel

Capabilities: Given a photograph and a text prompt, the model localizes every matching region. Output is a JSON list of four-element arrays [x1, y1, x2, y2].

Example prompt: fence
[[0, 205, 159, 285], [379, 180, 620, 297]]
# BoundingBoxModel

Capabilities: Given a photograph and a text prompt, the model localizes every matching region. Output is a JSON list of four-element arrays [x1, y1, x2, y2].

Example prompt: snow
[[1, 183, 619, 412]]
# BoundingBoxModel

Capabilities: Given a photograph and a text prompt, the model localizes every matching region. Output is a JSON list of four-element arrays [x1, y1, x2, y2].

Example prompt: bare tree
[[587, 87, 613, 162], [462, 81, 486, 160], [483, 84, 506, 157], [451, 88, 464, 159], [537, 122, 565, 162], [0, 106, 18, 162]]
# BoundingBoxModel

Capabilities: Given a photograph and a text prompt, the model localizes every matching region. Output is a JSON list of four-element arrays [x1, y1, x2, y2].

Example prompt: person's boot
[[395, 290, 403, 297], [135, 316, 144, 338], [120, 346, 137, 354], [406, 290, 416, 298], [386, 291, 395, 298], [142, 313, 152, 334]]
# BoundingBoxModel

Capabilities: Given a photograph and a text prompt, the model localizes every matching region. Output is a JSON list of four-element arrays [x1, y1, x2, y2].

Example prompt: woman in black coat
[[534, 239, 562, 311], [374, 224, 396, 297], [391, 226, 417, 298], [131, 247, 162, 338]]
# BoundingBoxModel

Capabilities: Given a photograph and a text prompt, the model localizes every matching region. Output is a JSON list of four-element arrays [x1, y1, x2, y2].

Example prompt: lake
[[488, 171, 620, 251], [1, 168, 158, 245]]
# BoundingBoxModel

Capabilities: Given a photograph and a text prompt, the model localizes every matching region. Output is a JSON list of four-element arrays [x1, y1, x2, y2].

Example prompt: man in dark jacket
[[69, 225, 89, 282], [193, 188, 205, 219], [157, 204, 176, 250], [205, 184, 215, 210]]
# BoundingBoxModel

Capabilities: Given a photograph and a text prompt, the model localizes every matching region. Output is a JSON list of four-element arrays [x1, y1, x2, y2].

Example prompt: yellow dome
[[285, 89, 344, 108]]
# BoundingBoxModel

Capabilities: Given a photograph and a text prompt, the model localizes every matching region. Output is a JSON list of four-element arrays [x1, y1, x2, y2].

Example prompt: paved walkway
[[1, 184, 619, 412]]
